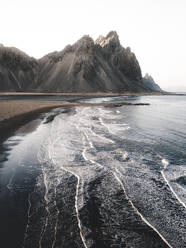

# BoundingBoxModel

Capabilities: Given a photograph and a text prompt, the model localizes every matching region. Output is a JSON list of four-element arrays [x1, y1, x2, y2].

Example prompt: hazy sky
[[1, 0, 186, 91]]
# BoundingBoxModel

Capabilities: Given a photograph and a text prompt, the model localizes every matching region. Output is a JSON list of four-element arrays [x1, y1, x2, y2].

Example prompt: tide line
[[22, 193, 32, 248], [161, 158, 186, 209], [82, 130, 172, 248], [99, 117, 113, 134], [114, 168, 172, 248], [49, 144, 88, 248], [161, 170, 186, 209], [38, 166, 50, 248], [89, 126, 115, 144], [52, 177, 60, 248]]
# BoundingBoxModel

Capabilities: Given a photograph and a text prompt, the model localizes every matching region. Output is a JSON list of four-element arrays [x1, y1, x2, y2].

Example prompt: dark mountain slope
[[143, 73, 163, 92], [0, 45, 38, 91], [0, 32, 161, 93]]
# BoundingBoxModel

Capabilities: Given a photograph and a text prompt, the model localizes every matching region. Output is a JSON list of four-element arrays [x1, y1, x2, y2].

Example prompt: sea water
[[0, 95, 185, 248]]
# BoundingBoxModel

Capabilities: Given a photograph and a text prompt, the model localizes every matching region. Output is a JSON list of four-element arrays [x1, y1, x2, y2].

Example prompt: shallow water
[[0, 95, 185, 248]]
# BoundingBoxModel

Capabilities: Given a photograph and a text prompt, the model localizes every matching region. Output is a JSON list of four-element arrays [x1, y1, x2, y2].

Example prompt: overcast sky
[[1, 0, 186, 91]]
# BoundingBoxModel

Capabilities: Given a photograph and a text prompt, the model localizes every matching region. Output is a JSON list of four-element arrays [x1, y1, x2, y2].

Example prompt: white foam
[[161, 171, 186, 209], [36, 106, 175, 247], [80, 122, 171, 247], [51, 157, 88, 248], [38, 163, 50, 248], [82, 128, 172, 248], [89, 126, 115, 144], [114, 168, 172, 248], [52, 177, 60, 248], [162, 158, 169, 169], [160, 158, 186, 209], [46, 117, 89, 248]]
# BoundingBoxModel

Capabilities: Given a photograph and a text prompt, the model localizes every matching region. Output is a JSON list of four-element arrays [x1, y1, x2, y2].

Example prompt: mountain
[[0, 45, 38, 91], [142, 73, 163, 92], [0, 32, 161, 93]]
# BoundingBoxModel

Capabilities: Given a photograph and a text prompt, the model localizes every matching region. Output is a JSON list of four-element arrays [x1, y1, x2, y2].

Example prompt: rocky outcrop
[[0, 32, 161, 93], [95, 31, 142, 81], [143, 73, 162, 92]]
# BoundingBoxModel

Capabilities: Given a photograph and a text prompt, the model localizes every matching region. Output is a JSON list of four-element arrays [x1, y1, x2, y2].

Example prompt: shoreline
[[0, 99, 150, 142], [0, 91, 163, 96], [0, 101, 78, 142]]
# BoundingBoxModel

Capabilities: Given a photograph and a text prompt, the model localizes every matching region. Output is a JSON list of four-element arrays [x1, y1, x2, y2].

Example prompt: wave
[[23, 105, 186, 248], [35, 107, 170, 247]]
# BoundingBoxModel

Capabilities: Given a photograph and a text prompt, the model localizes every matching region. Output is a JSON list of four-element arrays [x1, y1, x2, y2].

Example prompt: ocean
[[0, 95, 185, 248]]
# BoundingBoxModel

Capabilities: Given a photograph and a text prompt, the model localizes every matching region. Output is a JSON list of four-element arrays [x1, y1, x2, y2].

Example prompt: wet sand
[[0, 99, 150, 142], [0, 100, 80, 142], [0, 91, 163, 96], [0, 100, 80, 122]]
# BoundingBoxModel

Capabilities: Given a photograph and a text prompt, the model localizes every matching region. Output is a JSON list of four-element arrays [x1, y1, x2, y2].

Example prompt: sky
[[1, 0, 186, 91]]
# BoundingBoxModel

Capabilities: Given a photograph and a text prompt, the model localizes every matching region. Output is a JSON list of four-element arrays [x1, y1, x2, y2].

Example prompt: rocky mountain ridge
[[143, 73, 163, 92], [0, 31, 161, 93]]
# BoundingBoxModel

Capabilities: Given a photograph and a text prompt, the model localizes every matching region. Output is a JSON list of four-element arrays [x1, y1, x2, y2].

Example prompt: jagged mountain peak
[[144, 73, 152, 79], [73, 35, 94, 53], [143, 73, 162, 92], [95, 31, 120, 49], [76, 35, 94, 45], [43, 36, 95, 63], [106, 31, 119, 42]]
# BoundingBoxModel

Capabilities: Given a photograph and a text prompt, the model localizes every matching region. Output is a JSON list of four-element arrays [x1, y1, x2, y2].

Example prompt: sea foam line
[[47, 109, 171, 248], [48, 118, 88, 248], [38, 167, 50, 248], [83, 129, 172, 248], [22, 193, 32, 248], [160, 158, 186, 209], [99, 116, 130, 136], [161, 171, 186, 209], [99, 117, 113, 134], [49, 143, 88, 248], [89, 126, 115, 144], [52, 177, 60, 248], [114, 168, 172, 248]]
